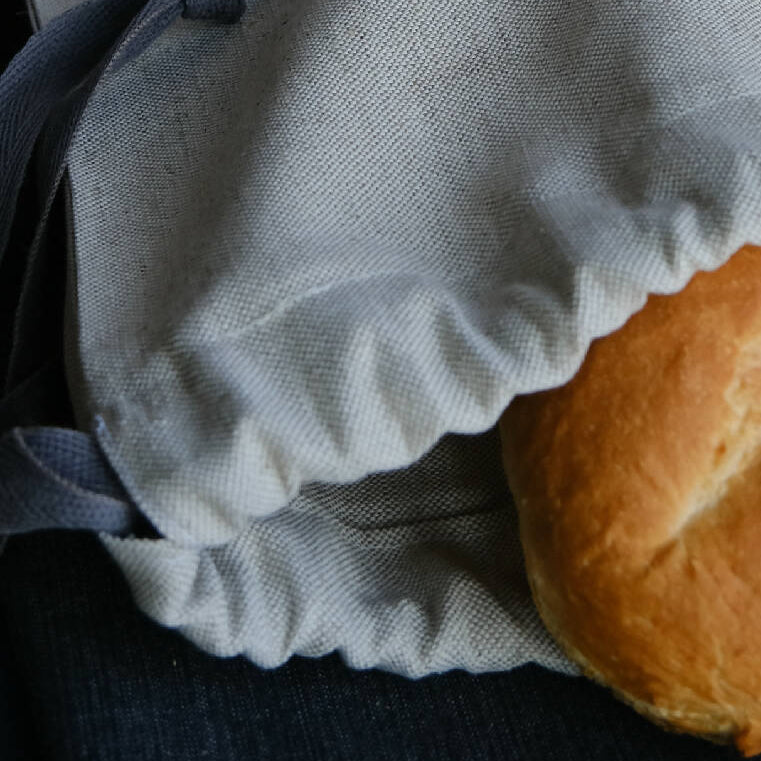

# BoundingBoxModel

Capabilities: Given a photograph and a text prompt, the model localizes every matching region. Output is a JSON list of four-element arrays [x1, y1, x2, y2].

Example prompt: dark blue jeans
[[0, 530, 741, 761], [0, 3, 748, 759]]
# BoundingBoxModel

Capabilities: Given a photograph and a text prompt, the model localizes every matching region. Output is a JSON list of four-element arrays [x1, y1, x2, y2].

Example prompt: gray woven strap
[[0, 427, 138, 535], [0, 0, 246, 259], [0, 0, 246, 537]]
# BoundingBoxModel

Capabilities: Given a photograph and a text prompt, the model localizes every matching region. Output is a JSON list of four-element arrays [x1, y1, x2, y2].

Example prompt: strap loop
[[0, 0, 250, 539], [0, 427, 139, 536]]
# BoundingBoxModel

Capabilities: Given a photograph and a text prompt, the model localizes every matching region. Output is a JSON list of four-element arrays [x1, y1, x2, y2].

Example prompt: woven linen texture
[[42, 0, 761, 675]]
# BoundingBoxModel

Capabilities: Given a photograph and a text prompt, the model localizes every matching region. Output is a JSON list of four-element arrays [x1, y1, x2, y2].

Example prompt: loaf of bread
[[499, 243, 761, 756]]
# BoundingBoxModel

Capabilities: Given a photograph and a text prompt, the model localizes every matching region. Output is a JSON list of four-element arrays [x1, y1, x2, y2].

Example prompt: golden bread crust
[[499, 244, 761, 756]]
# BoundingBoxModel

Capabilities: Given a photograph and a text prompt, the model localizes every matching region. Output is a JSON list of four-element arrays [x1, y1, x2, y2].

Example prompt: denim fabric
[[0, 531, 743, 761], [0, 613, 25, 761], [183, 0, 244, 21], [0, 2, 36, 386]]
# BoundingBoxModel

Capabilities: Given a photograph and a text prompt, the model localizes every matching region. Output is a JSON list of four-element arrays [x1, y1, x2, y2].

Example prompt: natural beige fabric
[[31, 0, 761, 676]]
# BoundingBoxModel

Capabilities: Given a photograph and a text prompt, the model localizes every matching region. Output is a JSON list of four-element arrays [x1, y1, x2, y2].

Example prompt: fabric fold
[[25, 0, 761, 677]]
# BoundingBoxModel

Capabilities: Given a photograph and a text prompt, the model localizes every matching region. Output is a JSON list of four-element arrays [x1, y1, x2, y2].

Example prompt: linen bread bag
[[15, 0, 761, 718]]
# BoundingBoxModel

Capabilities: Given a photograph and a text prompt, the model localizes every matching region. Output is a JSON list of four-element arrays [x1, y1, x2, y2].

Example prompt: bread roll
[[499, 243, 761, 756]]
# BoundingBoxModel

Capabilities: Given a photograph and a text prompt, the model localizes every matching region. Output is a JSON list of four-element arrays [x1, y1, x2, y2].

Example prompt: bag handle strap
[[0, 426, 139, 535], [2, 0, 246, 393], [0, 0, 245, 265], [0, 0, 246, 538]]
